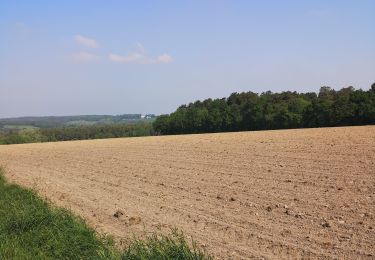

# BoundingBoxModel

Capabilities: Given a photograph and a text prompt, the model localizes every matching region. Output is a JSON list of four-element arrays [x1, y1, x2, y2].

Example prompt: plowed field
[[0, 126, 374, 259]]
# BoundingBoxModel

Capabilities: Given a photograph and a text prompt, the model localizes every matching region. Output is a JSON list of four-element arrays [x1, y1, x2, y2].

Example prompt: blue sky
[[0, 1, 374, 117]]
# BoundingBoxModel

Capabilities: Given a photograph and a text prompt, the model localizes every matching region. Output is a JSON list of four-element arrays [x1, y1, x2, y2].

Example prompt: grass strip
[[121, 231, 212, 260]]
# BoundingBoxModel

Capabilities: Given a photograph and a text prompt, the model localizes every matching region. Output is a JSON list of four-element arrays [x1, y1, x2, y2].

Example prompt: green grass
[[0, 168, 212, 260], [121, 231, 212, 260], [0, 169, 117, 259]]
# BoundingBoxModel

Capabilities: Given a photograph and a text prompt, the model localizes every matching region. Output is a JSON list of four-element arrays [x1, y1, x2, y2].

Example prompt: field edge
[[0, 167, 212, 260]]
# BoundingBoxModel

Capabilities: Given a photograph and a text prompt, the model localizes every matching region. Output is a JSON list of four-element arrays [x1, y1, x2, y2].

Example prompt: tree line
[[0, 123, 153, 145], [153, 84, 375, 135]]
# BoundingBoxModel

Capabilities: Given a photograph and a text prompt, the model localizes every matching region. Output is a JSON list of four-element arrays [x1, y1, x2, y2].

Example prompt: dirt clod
[[113, 210, 124, 218], [321, 221, 331, 228], [128, 216, 141, 225]]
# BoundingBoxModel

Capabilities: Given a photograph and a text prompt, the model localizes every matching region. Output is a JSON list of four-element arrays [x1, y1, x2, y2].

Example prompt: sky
[[0, 1, 374, 118]]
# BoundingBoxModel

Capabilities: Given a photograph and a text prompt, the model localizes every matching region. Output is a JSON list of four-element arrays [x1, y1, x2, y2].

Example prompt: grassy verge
[[0, 169, 117, 259], [121, 231, 212, 260], [0, 168, 212, 260]]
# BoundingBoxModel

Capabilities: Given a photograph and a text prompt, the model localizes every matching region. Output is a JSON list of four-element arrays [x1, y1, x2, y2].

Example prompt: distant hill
[[0, 114, 156, 129]]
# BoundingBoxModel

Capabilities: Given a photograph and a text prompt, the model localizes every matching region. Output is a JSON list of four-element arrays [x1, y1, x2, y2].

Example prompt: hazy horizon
[[0, 113, 155, 120], [1, 1, 374, 118]]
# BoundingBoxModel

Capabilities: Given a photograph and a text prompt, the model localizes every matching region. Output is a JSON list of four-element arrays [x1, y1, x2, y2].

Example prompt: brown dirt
[[0, 126, 374, 259]]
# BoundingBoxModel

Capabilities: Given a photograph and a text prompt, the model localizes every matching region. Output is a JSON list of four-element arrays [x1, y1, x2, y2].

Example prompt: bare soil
[[0, 126, 374, 259]]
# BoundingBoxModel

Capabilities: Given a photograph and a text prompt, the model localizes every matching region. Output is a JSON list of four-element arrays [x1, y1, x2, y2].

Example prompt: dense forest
[[0, 123, 153, 145], [153, 84, 375, 135]]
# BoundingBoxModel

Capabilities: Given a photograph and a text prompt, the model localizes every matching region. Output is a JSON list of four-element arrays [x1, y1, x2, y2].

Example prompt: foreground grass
[[0, 169, 212, 260], [121, 231, 212, 260], [0, 169, 117, 259]]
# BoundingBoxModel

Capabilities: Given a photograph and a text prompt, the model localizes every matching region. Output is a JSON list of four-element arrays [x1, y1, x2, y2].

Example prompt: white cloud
[[74, 34, 99, 48], [156, 54, 173, 63], [109, 44, 172, 64], [66, 52, 99, 63], [109, 52, 173, 64], [108, 52, 145, 63]]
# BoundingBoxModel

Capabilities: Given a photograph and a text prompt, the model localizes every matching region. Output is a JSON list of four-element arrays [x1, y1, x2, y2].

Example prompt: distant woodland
[[0, 114, 155, 128], [153, 84, 375, 135], [0, 115, 154, 145], [0, 123, 153, 145]]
